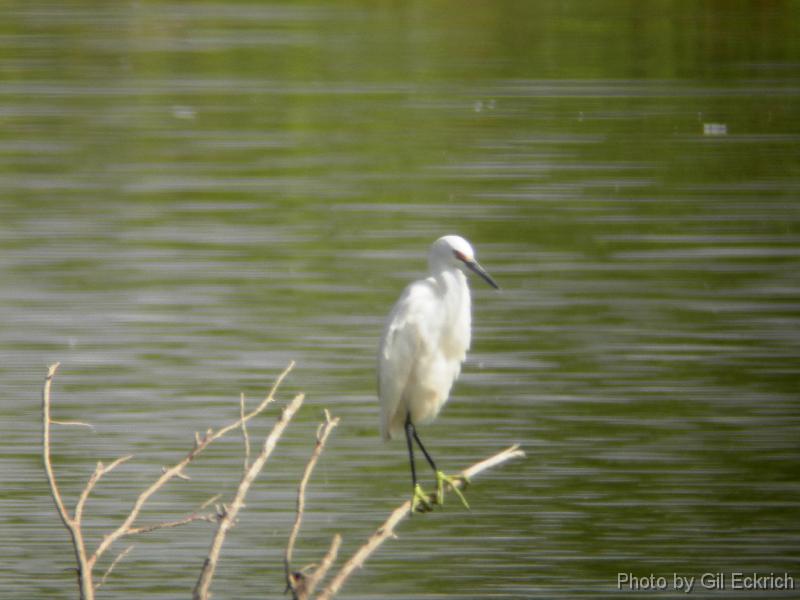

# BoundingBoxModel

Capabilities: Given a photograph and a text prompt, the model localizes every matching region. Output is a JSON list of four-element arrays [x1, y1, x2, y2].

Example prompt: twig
[[75, 456, 134, 525], [90, 361, 295, 568], [304, 534, 341, 598], [199, 494, 222, 510], [42, 362, 96, 600], [193, 392, 306, 600], [285, 409, 340, 599], [283, 409, 339, 598], [42, 364, 71, 532], [240, 392, 251, 470], [96, 544, 134, 589], [126, 511, 218, 535], [315, 444, 526, 600], [51, 419, 95, 430]]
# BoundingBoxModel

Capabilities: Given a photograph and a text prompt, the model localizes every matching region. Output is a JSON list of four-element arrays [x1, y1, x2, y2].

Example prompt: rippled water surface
[[1, 2, 799, 599]]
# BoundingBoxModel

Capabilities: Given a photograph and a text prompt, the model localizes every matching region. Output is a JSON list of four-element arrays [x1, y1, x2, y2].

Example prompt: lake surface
[[1, 2, 799, 598]]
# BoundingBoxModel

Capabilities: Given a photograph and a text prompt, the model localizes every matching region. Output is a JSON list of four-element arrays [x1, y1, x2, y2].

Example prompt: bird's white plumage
[[378, 236, 477, 440]]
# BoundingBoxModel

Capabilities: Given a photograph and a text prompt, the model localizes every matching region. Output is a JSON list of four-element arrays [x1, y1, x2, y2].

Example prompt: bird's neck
[[432, 266, 465, 289], [432, 267, 472, 353], [432, 267, 470, 310]]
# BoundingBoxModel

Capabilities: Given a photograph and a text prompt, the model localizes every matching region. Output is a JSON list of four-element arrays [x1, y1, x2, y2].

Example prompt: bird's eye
[[453, 250, 468, 262]]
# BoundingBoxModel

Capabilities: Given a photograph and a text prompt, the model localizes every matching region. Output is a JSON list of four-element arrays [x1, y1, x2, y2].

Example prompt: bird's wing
[[378, 280, 437, 440]]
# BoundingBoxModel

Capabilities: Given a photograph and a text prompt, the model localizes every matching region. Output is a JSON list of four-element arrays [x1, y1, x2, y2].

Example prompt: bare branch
[[240, 392, 250, 470], [166, 465, 191, 481], [193, 392, 306, 600], [304, 534, 341, 598], [199, 494, 222, 510], [75, 455, 134, 524], [315, 445, 526, 600], [96, 545, 134, 590], [75, 462, 103, 526], [42, 362, 96, 600], [286, 409, 340, 598], [126, 511, 217, 535], [52, 419, 95, 430], [43, 362, 297, 599], [104, 454, 135, 474], [90, 361, 295, 568], [462, 444, 526, 480], [42, 363, 71, 529]]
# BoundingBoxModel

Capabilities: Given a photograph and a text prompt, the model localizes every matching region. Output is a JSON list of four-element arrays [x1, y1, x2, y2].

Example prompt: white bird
[[378, 235, 499, 512]]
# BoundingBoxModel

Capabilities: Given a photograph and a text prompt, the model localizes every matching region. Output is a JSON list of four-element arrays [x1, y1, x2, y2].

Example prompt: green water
[[1, 2, 799, 598]]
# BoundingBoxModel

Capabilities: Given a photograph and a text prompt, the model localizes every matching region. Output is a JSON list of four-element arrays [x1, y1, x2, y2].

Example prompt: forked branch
[[42, 362, 95, 599], [42, 361, 297, 600], [43, 362, 524, 600], [285, 409, 341, 600], [92, 362, 296, 567], [315, 444, 526, 600], [193, 391, 306, 600]]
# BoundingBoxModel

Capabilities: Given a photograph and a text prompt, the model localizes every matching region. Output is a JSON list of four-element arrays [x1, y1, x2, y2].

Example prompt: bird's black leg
[[404, 412, 417, 491], [411, 426, 438, 474], [412, 419, 470, 509], [405, 412, 431, 512]]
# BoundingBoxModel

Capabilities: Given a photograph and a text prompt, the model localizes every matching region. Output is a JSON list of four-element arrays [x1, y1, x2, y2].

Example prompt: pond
[[1, 2, 799, 598]]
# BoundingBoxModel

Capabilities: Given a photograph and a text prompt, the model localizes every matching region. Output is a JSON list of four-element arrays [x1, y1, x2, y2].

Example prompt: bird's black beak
[[466, 260, 500, 290]]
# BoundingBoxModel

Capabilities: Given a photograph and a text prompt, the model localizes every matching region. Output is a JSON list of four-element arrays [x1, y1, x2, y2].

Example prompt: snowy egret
[[378, 235, 499, 512]]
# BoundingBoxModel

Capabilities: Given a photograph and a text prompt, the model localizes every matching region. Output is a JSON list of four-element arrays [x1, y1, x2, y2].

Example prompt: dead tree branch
[[92, 361, 295, 568], [304, 533, 341, 598], [240, 392, 251, 470], [42, 362, 95, 599], [315, 444, 526, 600], [193, 391, 306, 600], [285, 409, 340, 600], [95, 544, 134, 590], [42, 361, 296, 600], [43, 360, 524, 600]]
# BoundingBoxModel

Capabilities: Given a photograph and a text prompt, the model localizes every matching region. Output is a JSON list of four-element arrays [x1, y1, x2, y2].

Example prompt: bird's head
[[429, 235, 499, 289]]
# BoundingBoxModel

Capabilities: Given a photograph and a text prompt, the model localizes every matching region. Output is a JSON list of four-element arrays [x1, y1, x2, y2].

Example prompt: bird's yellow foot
[[435, 470, 470, 509], [412, 483, 434, 513]]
